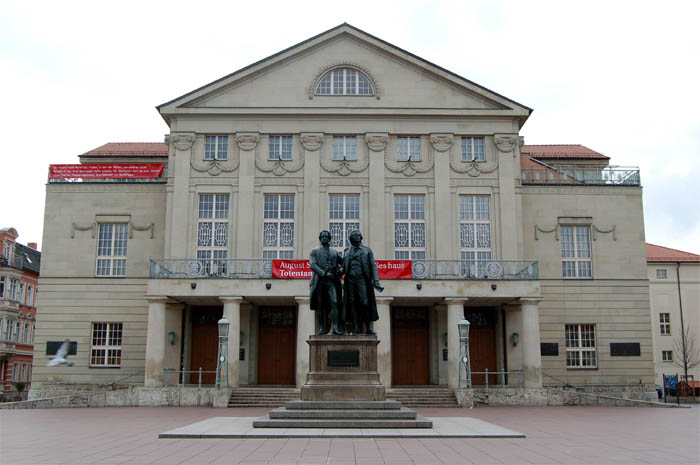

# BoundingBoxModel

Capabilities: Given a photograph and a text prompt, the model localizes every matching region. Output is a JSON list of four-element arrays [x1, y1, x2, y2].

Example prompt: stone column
[[220, 297, 242, 387], [295, 297, 314, 387], [520, 298, 543, 388], [301, 133, 323, 256], [164, 133, 194, 258], [374, 297, 393, 388], [145, 297, 168, 387], [445, 298, 467, 389], [503, 304, 523, 387], [431, 134, 454, 259], [366, 133, 388, 256], [235, 133, 259, 257]]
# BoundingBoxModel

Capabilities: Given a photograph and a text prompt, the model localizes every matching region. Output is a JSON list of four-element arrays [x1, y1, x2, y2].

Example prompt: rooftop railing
[[149, 259, 538, 280], [521, 166, 640, 186]]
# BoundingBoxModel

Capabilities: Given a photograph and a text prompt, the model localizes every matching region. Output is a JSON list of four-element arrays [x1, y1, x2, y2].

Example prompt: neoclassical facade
[[30, 24, 654, 398]]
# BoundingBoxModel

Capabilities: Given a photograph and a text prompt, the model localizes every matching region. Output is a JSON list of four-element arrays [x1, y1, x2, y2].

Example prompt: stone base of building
[[456, 385, 659, 407], [301, 335, 385, 401]]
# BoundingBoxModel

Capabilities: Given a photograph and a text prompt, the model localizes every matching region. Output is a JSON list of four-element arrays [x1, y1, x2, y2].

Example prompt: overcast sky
[[2, 0, 698, 254]]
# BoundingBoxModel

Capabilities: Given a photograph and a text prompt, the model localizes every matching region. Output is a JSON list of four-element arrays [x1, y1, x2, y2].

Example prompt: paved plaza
[[1, 406, 698, 464]]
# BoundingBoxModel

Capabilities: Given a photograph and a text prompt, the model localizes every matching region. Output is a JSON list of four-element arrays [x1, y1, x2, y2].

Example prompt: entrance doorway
[[465, 308, 498, 385], [190, 307, 222, 385], [258, 306, 296, 385], [391, 307, 430, 385]]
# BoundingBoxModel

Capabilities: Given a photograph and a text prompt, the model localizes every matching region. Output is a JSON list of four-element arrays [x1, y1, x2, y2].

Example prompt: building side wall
[[648, 262, 700, 386], [522, 188, 654, 388]]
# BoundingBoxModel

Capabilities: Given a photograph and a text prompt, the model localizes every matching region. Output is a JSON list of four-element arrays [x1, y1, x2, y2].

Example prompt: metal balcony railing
[[521, 166, 640, 186], [149, 259, 538, 280]]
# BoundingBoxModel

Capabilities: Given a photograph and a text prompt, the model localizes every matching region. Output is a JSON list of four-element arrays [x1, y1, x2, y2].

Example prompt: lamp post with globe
[[458, 318, 472, 388]]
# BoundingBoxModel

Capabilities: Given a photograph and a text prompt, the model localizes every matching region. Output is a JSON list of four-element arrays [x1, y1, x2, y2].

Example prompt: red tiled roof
[[81, 142, 168, 157], [522, 144, 609, 160], [646, 244, 700, 263]]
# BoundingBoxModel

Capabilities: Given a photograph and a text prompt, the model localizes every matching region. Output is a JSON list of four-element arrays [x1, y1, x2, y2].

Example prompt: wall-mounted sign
[[49, 164, 165, 179], [271, 259, 412, 279]]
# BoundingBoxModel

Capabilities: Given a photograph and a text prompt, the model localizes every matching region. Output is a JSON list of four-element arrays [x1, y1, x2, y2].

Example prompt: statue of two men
[[310, 229, 383, 335]]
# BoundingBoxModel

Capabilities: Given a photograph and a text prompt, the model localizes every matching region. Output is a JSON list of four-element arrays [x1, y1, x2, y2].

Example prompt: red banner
[[272, 260, 312, 279], [271, 259, 412, 279], [49, 164, 165, 179]]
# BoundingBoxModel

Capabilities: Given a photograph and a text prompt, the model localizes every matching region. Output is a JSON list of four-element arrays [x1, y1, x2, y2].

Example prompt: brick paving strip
[[1, 406, 698, 464]]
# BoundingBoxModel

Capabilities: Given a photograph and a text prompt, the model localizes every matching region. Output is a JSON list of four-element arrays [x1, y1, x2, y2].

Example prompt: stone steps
[[253, 400, 433, 429], [387, 387, 459, 407], [228, 387, 300, 407]]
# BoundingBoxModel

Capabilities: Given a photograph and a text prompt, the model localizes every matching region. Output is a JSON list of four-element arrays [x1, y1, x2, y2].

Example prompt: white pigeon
[[47, 340, 74, 367]]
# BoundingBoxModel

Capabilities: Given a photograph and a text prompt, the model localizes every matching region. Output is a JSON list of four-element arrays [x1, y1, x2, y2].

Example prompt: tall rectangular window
[[23, 323, 29, 344], [462, 137, 485, 161], [565, 324, 597, 368], [561, 225, 592, 278], [394, 194, 425, 259], [659, 313, 671, 335], [263, 194, 295, 259], [459, 195, 491, 277], [0, 276, 5, 298], [333, 136, 357, 161], [12, 362, 18, 381], [26, 284, 33, 306], [329, 194, 360, 249], [96, 224, 128, 277], [269, 136, 293, 160], [398, 136, 421, 161], [90, 322, 123, 367], [197, 194, 230, 276], [205, 135, 228, 160], [9, 278, 18, 299]]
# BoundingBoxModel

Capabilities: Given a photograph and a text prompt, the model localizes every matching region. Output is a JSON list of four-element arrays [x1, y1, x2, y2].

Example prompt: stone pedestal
[[301, 335, 385, 401]]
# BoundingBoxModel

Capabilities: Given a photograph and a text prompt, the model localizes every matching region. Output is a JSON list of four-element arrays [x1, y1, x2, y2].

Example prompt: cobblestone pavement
[[1, 406, 698, 464]]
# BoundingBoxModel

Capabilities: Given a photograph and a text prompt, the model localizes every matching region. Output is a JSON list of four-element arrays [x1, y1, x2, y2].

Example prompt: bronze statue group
[[309, 230, 383, 335]]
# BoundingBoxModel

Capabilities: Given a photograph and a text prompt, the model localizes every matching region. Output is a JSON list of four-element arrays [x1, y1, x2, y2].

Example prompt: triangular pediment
[[158, 24, 531, 121]]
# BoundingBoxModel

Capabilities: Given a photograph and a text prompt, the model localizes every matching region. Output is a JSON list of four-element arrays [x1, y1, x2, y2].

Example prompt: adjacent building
[[647, 243, 700, 388], [1, 228, 40, 395], [30, 24, 655, 400]]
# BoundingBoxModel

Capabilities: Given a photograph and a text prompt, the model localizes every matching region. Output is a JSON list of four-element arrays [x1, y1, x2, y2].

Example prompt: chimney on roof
[[28, 242, 38, 250]]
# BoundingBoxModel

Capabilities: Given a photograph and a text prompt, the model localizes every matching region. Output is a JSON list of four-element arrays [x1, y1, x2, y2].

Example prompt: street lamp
[[216, 317, 230, 388], [458, 318, 472, 389]]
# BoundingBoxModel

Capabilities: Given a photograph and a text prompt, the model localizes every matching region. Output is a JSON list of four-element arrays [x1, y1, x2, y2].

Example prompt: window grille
[[333, 136, 357, 161], [96, 224, 128, 277], [90, 322, 123, 367], [197, 194, 230, 276], [205, 135, 228, 160], [269, 136, 293, 160], [565, 324, 597, 368], [315, 68, 374, 95], [398, 136, 421, 161], [561, 225, 592, 278], [263, 194, 295, 259], [393, 194, 425, 259], [459, 195, 492, 277], [329, 194, 360, 249], [462, 137, 485, 161]]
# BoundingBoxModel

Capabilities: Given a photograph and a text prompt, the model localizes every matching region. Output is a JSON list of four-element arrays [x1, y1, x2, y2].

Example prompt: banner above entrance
[[271, 259, 412, 279], [49, 164, 165, 179]]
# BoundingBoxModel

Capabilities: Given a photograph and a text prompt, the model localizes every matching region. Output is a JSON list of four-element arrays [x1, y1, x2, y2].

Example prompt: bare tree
[[673, 324, 700, 379]]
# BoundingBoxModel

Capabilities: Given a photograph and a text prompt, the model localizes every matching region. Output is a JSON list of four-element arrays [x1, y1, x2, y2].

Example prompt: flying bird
[[47, 340, 74, 367]]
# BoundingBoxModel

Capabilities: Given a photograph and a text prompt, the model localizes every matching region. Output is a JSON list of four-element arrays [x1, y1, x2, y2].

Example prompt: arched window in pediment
[[315, 67, 374, 96]]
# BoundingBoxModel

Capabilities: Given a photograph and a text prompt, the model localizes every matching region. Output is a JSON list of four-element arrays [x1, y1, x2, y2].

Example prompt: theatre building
[[30, 24, 655, 401]]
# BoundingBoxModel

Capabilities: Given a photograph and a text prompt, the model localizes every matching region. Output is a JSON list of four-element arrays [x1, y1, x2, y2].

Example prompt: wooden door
[[189, 307, 222, 385], [391, 307, 430, 385], [258, 307, 296, 385], [465, 309, 498, 385]]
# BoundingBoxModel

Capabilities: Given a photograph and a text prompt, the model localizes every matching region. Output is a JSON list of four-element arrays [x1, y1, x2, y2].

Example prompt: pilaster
[[431, 134, 454, 259], [235, 133, 259, 258], [165, 133, 194, 259], [495, 134, 523, 260], [366, 133, 388, 256], [301, 133, 323, 256]]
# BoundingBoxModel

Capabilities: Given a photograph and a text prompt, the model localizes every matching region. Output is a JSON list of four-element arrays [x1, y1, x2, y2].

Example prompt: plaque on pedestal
[[301, 335, 385, 401]]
